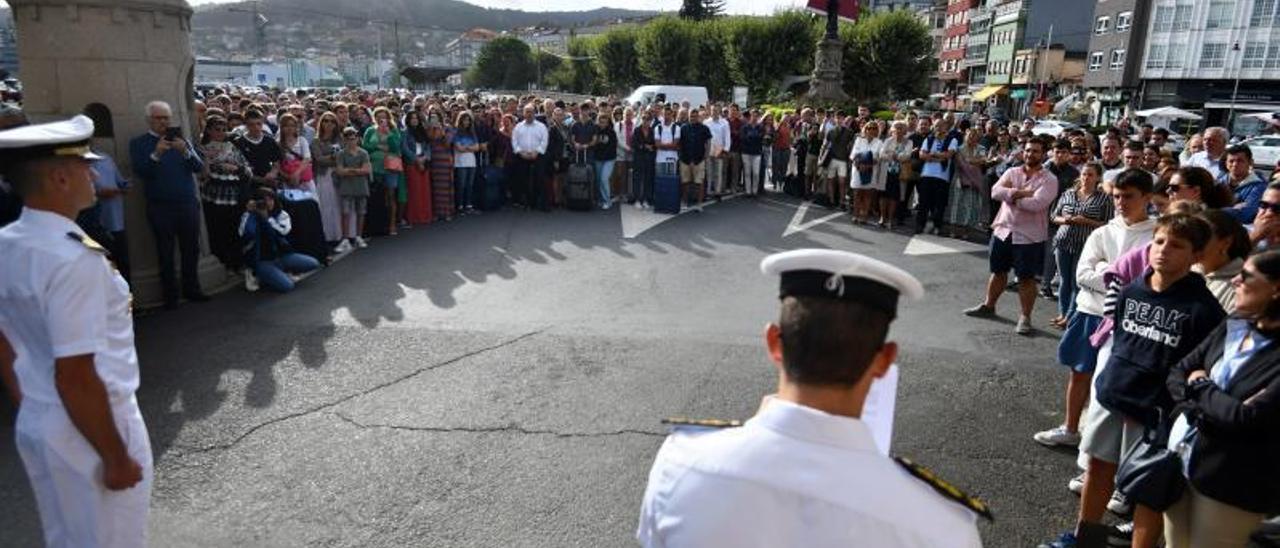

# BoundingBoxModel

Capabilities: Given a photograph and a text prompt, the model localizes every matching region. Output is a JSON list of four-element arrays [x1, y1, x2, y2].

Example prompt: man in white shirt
[[638, 249, 987, 548], [511, 104, 549, 210], [1187, 126, 1229, 180], [655, 106, 681, 166], [703, 106, 731, 197]]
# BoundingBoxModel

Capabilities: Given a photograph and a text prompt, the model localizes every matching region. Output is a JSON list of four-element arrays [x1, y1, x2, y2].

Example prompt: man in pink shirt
[[964, 136, 1059, 335]]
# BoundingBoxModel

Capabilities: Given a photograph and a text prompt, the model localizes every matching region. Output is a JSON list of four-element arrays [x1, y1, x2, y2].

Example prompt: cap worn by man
[[637, 249, 987, 548]]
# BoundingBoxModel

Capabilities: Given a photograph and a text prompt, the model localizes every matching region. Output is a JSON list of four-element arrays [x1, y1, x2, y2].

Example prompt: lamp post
[[1228, 42, 1242, 131]]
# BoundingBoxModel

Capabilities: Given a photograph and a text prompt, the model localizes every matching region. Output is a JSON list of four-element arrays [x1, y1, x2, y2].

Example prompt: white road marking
[[619, 194, 742, 239], [783, 200, 845, 237], [902, 234, 988, 256]]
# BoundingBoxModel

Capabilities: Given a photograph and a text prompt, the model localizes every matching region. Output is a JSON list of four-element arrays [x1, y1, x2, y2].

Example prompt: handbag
[[383, 154, 404, 172], [1115, 408, 1193, 512]]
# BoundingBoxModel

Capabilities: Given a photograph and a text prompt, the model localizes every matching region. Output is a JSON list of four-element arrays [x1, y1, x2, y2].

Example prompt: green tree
[[679, 0, 707, 20], [594, 27, 642, 94], [723, 12, 819, 101], [636, 17, 696, 85], [701, 0, 725, 18], [466, 36, 536, 89], [841, 10, 933, 101]]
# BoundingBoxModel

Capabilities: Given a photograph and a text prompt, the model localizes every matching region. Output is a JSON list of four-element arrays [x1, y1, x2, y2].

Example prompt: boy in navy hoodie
[[1044, 213, 1225, 548]]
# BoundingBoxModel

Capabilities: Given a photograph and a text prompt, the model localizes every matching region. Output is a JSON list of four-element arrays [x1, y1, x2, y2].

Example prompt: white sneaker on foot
[[1107, 491, 1132, 515], [334, 240, 352, 254], [1034, 425, 1081, 447], [354, 236, 368, 249], [1016, 316, 1034, 335], [1067, 472, 1085, 495], [244, 271, 260, 292]]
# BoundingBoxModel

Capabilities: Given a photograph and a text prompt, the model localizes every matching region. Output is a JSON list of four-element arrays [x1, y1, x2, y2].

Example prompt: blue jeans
[[454, 167, 476, 211], [595, 160, 615, 207], [253, 252, 320, 293], [1054, 247, 1080, 318]]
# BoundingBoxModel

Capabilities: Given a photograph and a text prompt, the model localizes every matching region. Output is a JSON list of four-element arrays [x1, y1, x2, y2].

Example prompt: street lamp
[[1229, 42, 1242, 131]]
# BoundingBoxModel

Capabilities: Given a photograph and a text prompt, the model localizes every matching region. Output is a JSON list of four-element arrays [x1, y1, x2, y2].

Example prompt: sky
[[184, 0, 809, 16]]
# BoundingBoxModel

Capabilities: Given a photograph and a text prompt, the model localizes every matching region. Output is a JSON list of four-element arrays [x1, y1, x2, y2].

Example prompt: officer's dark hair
[[1114, 168, 1154, 195], [1154, 213, 1213, 252], [3, 156, 66, 197], [778, 296, 890, 386]]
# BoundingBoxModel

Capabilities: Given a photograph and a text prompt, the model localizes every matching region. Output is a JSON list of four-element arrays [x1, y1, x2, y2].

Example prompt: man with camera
[[238, 187, 319, 294], [128, 100, 209, 310]]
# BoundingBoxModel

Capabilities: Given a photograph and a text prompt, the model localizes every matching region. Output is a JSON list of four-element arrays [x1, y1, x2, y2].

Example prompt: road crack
[[331, 411, 665, 439], [171, 329, 548, 455]]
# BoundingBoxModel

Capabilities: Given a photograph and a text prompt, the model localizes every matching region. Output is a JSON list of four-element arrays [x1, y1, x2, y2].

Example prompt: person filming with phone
[[238, 187, 319, 294], [128, 100, 209, 310]]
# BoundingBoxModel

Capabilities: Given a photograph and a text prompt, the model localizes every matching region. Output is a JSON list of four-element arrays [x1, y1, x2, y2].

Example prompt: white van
[[625, 85, 709, 110]]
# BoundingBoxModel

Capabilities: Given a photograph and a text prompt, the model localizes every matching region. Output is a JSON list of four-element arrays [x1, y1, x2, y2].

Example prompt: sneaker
[[354, 236, 368, 249], [333, 240, 352, 254], [1038, 532, 1076, 548], [962, 304, 996, 318], [1107, 491, 1132, 515], [1016, 316, 1034, 335], [244, 271, 260, 292], [1068, 472, 1085, 495], [1107, 521, 1133, 547], [1040, 287, 1057, 300], [1034, 425, 1082, 447]]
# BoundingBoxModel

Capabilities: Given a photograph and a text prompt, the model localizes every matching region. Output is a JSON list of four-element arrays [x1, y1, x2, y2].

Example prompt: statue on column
[[807, 0, 851, 104]]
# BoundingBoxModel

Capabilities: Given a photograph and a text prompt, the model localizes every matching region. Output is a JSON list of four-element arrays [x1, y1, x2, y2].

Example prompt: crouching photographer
[[239, 187, 320, 293], [1165, 250, 1280, 547]]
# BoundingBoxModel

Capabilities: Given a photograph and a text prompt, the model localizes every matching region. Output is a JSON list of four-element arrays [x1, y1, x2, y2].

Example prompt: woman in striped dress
[[1049, 163, 1113, 328], [428, 121, 455, 222]]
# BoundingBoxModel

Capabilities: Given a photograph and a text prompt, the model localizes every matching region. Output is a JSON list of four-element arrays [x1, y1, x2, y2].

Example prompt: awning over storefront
[[973, 85, 1006, 101], [1203, 102, 1280, 111]]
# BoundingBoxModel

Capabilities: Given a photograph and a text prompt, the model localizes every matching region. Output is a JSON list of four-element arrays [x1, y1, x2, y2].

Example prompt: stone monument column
[[9, 0, 228, 306], [807, 0, 851, 104]]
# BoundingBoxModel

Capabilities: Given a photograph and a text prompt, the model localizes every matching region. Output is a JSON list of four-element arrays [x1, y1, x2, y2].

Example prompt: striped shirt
[[1052, 186, 1114, 255]]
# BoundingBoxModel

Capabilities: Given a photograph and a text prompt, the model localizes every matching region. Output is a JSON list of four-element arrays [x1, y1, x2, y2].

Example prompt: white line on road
[[783, 200, 845, 238]]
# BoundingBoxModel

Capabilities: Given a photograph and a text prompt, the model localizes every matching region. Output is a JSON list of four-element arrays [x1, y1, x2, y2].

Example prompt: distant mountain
[[193, 0, 659, 33]]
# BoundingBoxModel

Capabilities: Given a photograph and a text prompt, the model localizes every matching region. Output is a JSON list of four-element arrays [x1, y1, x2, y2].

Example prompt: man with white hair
[[128, 100, 209, 309], [1187, 126, 1230, 180]]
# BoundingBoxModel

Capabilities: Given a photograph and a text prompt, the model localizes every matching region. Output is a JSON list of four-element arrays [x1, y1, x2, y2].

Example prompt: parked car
[[1241, 135, 1280, 172], [1031, 120, 1078, 138], [625, 85, 709, 109]]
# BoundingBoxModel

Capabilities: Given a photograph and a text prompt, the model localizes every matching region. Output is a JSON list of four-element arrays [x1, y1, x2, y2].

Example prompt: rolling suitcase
[[653, 160, 681, 215], [567, 150, 595, 211]]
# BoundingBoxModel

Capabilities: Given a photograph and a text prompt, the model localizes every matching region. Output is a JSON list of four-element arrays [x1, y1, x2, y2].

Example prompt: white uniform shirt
[[637, 399, 982, 548], [0, 208, 139, 406]]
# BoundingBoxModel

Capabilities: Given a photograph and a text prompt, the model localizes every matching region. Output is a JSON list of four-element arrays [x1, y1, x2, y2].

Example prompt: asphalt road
[[2, 191, 1089, 547]]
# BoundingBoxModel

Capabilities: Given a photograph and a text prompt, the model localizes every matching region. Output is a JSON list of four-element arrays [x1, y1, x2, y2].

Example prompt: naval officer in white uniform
[[637, 249, 989, 547], [0, 115, 152, 547]]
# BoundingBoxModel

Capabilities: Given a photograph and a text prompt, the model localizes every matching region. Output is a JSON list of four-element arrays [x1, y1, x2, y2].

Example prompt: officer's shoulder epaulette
[[661, 417, 743, 429], [894, 456, 993, 521], [67, 232, 110, 256]]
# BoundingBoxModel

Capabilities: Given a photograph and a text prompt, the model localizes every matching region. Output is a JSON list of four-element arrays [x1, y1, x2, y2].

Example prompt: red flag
[[806, 0, 859, 23]]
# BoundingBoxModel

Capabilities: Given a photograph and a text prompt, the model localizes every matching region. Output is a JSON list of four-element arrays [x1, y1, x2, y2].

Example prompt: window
[[1251, 0, 1275, 26], [1207, 1, 1234, 29], [1173, 3, 1193, 31], [1268, 45, 1280, 69], [1089, 51, 1104, 71], [1167, 43, 1186, 69], [1111, 49, 1127, 70], [1095, 15, 1111, 34], [1200, 43, 1227, 68], [1116, 11, 1133, 31], [1244, 42, 1267, 68], [1153, 5, 1174, 32], [1146, 44, 1167, 69]]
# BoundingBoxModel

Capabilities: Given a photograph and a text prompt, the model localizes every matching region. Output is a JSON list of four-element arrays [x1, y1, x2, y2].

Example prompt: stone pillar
[[10, 0, 228, 307], [807, 38, 850, 105]]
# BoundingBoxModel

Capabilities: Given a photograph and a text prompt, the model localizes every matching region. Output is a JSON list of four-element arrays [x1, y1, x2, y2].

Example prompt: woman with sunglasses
[[199, 115, 252, 272], [1167, 166, 1232, 209], [1164, 250, 1280, 547]]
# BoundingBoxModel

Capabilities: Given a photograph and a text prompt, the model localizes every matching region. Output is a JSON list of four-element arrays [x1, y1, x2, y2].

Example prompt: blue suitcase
[[653, 160, 681, 215], [478, 153, 505, 211]]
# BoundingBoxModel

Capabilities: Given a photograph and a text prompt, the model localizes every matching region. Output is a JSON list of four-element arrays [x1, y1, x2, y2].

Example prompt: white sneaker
[[354, 236, 368, 249], [633, 201, 641, 209], [1034, 425, 1081, 447], [1067, 472, 1085, 495], [244, 271, 259, 292], [1107, 491, 1132, 515], [333, 240, 352, 254]]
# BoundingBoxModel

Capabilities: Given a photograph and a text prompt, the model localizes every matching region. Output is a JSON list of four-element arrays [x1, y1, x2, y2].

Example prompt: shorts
[[1058, 312, 1103, 373], [341, 196, 368, 215], [1078, 393, 1145, 465], [680, 161, 706, 185], [825, 159, 849, 179], [805, 155, 819, 175], [382, 171, 400, 190], [989, 236, 1045, 278]]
